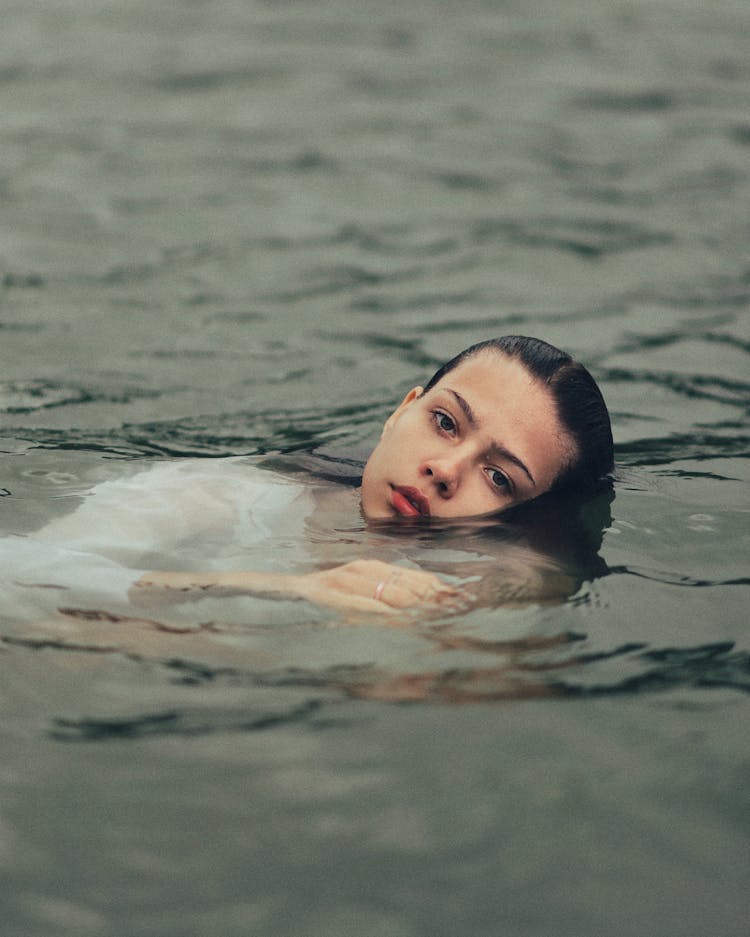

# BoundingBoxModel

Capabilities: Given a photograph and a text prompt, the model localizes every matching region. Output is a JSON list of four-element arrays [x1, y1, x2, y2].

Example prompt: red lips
[[391, 485, 431, 517]]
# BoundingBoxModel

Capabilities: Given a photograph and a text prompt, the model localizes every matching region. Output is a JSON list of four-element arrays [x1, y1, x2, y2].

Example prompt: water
[[1, 1, 749, 934]]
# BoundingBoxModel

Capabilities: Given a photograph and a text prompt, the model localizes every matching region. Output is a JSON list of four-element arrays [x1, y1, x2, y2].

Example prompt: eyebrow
[[446, 388, 536, 487]]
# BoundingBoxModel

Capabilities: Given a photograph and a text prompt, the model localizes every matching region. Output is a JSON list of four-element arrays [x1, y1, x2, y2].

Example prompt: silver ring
[[374, 570, 401, 602]]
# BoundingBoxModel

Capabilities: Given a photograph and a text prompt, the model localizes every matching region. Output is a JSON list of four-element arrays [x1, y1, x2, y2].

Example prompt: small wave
[[266, 263, 421, 303], [2, 272, 45, 288], [0, 380, 162, 415], [334, 223, 461, 258], [613, 329, 750, 357], [0, 322, 43, 333], [471, 216, 673, 258], [41, 636, 750, 733], [150, 65, 286, 92], [48, 699, 325, 742], [729, 124, 750, 146], [234, 150, 339, 175], [574, 89, 678, 112], [557, 641, 750, 698], [601, 367, 750, 408], [645, 278, 750, 311], [615, 431, 750, 467], [0, 65, 26, 85], [610, 564, 750, 588], [7, 400, 379, 458]]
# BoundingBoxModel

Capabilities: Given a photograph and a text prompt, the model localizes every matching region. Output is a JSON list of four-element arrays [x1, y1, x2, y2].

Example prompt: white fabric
[[1, 460, 313, 613]]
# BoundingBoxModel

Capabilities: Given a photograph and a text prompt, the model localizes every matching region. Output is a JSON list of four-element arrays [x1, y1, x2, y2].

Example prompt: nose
[[422, 455, 462, 498]]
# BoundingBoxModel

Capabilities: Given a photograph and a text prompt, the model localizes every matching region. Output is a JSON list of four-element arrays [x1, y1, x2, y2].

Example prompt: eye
[[485, 467, 511, 493], [431, 410, 457, 436]]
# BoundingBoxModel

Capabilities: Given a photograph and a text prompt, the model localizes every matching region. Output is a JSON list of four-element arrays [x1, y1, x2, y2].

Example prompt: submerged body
[[2, 455, 609, 623]]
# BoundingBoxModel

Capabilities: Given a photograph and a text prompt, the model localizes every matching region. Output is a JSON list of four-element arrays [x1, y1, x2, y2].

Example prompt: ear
[[381, 386, 423, 436]]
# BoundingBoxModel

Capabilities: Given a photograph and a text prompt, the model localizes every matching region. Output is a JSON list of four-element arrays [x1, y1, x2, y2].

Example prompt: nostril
[[425, 467, 433, 477]]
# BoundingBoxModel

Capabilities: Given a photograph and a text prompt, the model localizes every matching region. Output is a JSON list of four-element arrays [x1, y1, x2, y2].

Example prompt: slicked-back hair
[[423, 336, 614, 494]]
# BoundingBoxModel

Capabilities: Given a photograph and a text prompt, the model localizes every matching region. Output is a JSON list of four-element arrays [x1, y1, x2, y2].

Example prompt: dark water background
[[1, 2, 749, 935]]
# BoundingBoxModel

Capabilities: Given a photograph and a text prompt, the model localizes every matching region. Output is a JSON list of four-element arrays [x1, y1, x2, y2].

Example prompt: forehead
[[431, 350, 547, 403], [428, 351, 574, 483]]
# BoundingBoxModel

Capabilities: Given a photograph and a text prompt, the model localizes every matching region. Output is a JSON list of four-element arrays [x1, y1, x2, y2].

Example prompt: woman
[[136, 336, 613, 612], [5, 336, 613, 618]]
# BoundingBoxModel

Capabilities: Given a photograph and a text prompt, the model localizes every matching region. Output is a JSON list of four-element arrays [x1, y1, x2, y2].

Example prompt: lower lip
[[391, 489, 422, 517]]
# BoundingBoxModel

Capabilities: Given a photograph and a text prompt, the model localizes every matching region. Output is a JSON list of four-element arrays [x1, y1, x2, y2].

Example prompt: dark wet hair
[[423, 336, 614, 493]]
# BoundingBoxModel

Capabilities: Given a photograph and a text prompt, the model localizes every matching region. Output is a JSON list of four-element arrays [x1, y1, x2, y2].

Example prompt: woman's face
[[360, 351, 576, 520]]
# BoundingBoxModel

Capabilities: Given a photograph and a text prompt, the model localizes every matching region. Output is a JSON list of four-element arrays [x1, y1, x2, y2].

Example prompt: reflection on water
[[1, 1, 749, 935], [6, 602, 749, 738]]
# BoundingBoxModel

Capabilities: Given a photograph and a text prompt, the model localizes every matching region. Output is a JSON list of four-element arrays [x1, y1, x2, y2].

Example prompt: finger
[[301, 583, 400, 615], [401, 575, 460, 600], [379, 582, 449, 609], [408, 571, 461, 595]]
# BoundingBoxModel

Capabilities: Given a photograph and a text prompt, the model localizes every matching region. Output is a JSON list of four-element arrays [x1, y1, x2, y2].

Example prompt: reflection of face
[[360, 351, 576, 520]]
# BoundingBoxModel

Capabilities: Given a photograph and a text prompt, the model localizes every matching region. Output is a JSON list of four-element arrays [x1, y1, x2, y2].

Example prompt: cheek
[[462, 482, 498, 513], [442, 476, 497, 517], [377, 419, 417, 462], [361, 437, 393, 495]]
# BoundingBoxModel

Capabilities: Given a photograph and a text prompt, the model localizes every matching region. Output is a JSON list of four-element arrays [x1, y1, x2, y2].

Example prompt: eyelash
[[485, 467, 511, 492], [431, 409, 457, 436], [430, 410, 512, 495]]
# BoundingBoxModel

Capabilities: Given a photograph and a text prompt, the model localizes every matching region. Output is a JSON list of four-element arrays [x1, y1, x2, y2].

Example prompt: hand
[[294, 559, 464, 613], [133, 561, 466, 615]]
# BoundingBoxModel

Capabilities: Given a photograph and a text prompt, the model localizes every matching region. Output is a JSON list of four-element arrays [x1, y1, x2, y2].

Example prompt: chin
[[359, 478, 384, 520], [360, 503, 390, 521]]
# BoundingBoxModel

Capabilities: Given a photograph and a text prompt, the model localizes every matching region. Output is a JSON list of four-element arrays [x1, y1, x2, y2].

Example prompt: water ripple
[[266, 263, 422, 303], [602, 367, 750, 407], [150, 65, 286, 92], [349, 290, 482, 314], [614, 330, 750, 356], [559, 642, 750, 698], [334, 223, 461, 258], [37, 636, 750, 738], [6, 401, 380, 458], [2, 272, 45, 288], [49, 699, 326, 742], [730, 124, 750, 146], [471, 216, 673, 258], [0, 380, 161, 414], [574, 89, 679, 112], [610, 565, 750, 588], [615, 432, 750, 467]]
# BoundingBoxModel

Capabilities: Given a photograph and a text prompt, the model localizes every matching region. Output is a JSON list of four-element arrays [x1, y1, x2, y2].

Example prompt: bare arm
[[133, 559, 464, 614]]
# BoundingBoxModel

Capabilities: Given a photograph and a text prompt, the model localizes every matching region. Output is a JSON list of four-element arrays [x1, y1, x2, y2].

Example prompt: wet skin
[[360, 351, 576, 521]]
